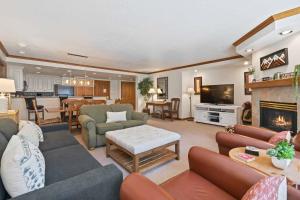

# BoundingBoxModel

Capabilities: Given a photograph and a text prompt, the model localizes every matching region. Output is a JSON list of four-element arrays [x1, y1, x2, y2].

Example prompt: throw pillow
[[19, 120, 44, 142], [241, 176, 286, 200], [106, 111, 127, 123], [17, 124, 40, 147], [1, 135, 45, 197], [269, 131, 291, 145]]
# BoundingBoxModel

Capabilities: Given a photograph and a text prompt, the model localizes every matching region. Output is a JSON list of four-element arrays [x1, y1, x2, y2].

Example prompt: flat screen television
[[200, 84, 234, 104]]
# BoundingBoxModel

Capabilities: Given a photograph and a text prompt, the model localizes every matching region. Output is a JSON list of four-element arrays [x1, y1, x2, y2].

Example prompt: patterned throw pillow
[[268, 131, 291, 145], [19, 120, 44, 142], [18, 124, 40, 147], [241, 176, 287, 200], [1, 135, 45, 197]]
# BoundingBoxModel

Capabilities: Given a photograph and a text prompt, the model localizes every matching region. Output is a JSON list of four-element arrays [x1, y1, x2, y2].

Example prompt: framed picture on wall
[[194, 77, 202, 95], [244, 72, 252, 95], [157, 77, 168, 99], [260, 48, 288, 71]]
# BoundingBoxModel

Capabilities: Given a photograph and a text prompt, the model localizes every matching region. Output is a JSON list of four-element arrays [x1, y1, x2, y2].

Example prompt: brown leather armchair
[[216, 125, 300, 158], [120, 146, 300, 200]]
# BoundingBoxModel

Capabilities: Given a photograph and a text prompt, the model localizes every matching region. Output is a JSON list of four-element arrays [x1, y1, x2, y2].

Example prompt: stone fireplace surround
[[252, 86, 300, 133]]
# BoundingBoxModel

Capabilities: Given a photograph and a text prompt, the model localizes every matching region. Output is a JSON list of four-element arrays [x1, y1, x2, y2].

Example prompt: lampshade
[[0, 78, 16, 93], [187, 87, 195, 94], [157, 88, 162, 94], [148, 88, 156, 94]]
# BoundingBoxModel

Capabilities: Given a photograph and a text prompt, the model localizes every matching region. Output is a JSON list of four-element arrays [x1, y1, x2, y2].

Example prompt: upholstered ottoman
[[106, 125, 181, 172]]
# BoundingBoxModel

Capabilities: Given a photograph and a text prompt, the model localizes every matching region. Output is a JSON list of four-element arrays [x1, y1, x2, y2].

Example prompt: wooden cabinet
[[74, 86, 94, 96], [85, 87, 94, 96], [94, 80, 110, 97]]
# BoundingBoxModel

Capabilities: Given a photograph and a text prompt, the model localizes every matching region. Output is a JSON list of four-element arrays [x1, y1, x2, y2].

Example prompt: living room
[[0, 1, 300, 200]]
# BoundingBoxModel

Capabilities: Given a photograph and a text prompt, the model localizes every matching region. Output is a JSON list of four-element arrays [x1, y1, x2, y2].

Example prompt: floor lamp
[[187, 87, 195, 121]]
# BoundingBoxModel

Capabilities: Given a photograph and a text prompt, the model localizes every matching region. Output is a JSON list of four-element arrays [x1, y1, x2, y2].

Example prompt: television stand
[[194, 103, 240, 126]]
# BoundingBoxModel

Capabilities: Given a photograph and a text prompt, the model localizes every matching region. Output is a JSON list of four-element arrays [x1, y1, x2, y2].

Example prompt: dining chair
[[163, 98, 180, 121], [32, 99, 61, 125]]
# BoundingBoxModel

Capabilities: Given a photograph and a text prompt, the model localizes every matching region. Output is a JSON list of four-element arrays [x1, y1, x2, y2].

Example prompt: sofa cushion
[[109, 104, 133, 120], [43, 145, 101, 185], [119, 120, 145, 128], [0, 118, 18, 142], [80, 105, 111, 123], [96, 122, 124, 135], [161, 171, 236, 200], [39, 130, 78, 152]]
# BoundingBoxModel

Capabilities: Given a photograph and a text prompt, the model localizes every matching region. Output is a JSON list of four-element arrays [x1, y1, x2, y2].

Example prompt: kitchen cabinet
[[7, 65, 24, 91], [24, 74, 62, 92], [75, 86, 94, 96], [94, 80, 110, 97]]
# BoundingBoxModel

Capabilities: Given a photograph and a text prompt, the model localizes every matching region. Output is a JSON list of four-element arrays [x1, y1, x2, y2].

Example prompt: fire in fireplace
[[260, 101, 297, 134]]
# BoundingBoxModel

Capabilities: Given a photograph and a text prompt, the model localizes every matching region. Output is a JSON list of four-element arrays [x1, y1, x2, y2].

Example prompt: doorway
[[121, 81, 136, 109]]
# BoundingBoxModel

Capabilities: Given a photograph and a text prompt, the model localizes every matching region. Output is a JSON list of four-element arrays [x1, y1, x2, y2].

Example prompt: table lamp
[[148, 88, 156, 102], [0, 78, 16, 113], [187, 87, 195, 121]]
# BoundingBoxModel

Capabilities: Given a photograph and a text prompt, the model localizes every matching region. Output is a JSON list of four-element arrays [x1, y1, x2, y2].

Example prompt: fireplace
[[260, 101, 297, 133]]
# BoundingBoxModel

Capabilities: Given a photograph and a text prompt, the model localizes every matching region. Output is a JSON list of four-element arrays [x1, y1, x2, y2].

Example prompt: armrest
[[188, 146, 264, 200], [234, 124, 276, 141], [78, 115, 96, 128], [121, 173, 174, 200], [78, 115, 96, 149], [13, 165, 122, 200], [216, 132, 274, 156], [40, 123, 68, 133], [132, 112, 149, 122]]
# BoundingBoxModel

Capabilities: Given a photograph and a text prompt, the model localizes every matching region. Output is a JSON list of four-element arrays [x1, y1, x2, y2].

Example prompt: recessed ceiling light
[[67, 70, 72, 73], [243, 61, 250, 65], [36, 72, 40, 74], [18, 42, 27, 47], [245, 48, 253, 53], [93, 72, 97, 75], [19, 50, 25, 54], [279, 30, 293, 36], [35, 66, 41, 70], [194, 69, 198, 73]]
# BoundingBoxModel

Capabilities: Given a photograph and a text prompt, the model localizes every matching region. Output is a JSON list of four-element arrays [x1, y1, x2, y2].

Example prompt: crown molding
[[0, 40, 243, 74], [149, 55, 243, 74], [233, 7, 300, 47]]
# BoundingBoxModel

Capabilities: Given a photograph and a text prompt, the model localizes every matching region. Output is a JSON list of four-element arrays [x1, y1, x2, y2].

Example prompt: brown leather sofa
[[216, 125, 300, 158], [120, 146, 300, 200]]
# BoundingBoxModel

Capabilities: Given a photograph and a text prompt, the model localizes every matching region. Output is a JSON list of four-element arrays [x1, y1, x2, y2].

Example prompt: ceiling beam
[[233, 7, 300, 47]]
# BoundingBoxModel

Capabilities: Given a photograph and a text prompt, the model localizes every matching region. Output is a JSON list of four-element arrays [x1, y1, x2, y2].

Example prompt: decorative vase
[[271, 157, 291, 169]]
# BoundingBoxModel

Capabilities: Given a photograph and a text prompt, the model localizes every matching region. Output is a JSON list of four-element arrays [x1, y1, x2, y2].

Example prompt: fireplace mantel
[[246, 78, 297, 89]]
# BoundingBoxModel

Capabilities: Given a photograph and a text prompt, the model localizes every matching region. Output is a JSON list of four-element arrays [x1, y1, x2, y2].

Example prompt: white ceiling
[[0, 0, 299, 72]]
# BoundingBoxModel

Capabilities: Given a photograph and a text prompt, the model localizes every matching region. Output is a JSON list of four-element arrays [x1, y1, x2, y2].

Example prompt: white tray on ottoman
[[106, 125, 181, 172]]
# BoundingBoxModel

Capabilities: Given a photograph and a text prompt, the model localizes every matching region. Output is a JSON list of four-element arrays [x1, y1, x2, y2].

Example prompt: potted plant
[[293, 64, 300, 99], [138, 77, 153, 102], [267, 141, 295, 169]]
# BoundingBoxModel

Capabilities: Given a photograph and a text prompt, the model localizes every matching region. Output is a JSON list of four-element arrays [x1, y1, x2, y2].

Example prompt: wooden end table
[[229, 147, 300, 187]]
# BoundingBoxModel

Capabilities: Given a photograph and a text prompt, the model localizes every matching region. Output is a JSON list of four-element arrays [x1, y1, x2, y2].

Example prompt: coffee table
[[105, 125, 181, 173], [229, 147, 300, 186]]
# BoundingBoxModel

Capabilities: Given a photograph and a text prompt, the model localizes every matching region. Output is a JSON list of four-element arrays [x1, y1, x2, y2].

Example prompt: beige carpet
[[74, 118, 224, 184]]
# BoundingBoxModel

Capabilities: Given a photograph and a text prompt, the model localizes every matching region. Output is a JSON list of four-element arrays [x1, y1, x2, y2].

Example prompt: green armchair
[[78, 104, 149, 149]]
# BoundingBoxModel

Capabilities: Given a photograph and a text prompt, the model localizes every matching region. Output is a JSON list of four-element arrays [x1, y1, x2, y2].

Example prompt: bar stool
[[24, 97, 44, 121]]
